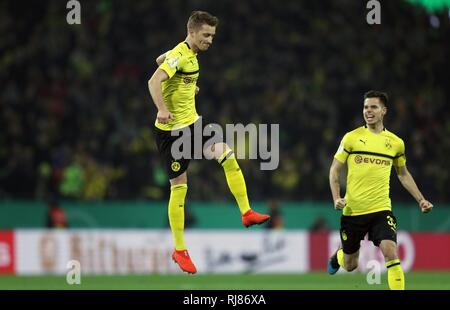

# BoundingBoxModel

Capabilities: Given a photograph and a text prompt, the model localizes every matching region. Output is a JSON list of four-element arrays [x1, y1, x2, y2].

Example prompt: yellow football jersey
[[334, 126, 406, 216], [156, 41, 199, 130]]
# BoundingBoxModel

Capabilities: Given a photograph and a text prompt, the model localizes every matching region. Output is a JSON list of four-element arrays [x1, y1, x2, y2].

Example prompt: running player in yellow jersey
[[327, 90, 433, 290], [148, 11, 270, 274]]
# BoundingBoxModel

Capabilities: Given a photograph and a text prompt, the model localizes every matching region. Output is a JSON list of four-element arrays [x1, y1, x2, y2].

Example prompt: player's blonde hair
[[187, 11, 219, 31]]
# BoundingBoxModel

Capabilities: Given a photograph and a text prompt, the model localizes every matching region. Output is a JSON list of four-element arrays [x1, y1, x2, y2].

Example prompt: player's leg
[[204, 142, 270, 227], [328, 248, 360, 274], [328, 215, 365, 274], [342, 251, 360, 271], [168, 171, 196, 274], [369, 211, 404, 290], [380, 240, 404, 290], [153, 126, 196, 273], [169, 172, 188, 251], [205, 142, 249, 214]]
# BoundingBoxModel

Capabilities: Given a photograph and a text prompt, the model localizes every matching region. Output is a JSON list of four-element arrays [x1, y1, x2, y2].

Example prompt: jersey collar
[[184, 41, 197, 55], [364, 125, 386, 131]]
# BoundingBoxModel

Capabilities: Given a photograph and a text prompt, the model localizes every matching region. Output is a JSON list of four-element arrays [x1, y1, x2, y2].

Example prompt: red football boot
[[172, 249, 197, 274], [242, 210, 271, 228]]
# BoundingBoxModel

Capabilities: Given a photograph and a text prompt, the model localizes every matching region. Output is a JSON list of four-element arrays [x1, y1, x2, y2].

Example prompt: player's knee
[[383, 249, 398, 262], [170, 172, 187, 185], [346, 264, 358, 272], [206, 142, 229, 160], [380, 241, 398, 261], [344, 256, 358, 272], [345, 261, 358, 272], [216, 142, 229, 156]]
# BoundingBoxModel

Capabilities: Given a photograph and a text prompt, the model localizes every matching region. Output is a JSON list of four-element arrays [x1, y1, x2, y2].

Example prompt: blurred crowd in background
[[1, 0, 449, 202]]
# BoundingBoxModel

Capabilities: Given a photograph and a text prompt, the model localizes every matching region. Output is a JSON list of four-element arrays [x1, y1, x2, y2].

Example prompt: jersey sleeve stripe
[[176, 70, 199, 75]]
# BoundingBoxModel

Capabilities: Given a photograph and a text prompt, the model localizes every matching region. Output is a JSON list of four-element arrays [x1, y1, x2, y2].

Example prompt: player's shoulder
[[344, 126, 366, 140], [169, 41, 189, 57], [383, 128, 404, 144]]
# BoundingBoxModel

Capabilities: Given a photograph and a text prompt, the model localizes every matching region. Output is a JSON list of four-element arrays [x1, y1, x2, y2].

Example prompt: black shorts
[[153, 117, 222, 179], [340, 210, 397, 254]]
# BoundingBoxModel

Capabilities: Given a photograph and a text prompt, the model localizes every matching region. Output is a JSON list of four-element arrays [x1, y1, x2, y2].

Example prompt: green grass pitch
[[1, 272, 449, 290]]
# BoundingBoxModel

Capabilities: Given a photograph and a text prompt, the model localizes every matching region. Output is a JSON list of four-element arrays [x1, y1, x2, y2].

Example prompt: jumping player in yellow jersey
[[327, 90, 433, 290], [148, 11, 270, 274]]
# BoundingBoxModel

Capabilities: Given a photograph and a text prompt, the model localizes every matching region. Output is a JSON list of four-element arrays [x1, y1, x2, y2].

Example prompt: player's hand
[[195, 86, 200, 95], [334, 198, 347, 210], [157, 110, 173, 124], [419, 199, 433, 213]]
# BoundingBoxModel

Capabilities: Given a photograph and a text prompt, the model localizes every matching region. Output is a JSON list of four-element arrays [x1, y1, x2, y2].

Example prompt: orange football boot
[[242, 209, 271, 228], [172, 249, 197, 274]]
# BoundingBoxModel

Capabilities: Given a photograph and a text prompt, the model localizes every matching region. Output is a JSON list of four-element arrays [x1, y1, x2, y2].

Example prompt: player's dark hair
[[364, 90, 388, 107], [187, 11, 219, 30]]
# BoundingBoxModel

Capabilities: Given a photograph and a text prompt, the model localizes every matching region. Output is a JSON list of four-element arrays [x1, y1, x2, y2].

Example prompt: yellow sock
[[337, 248, 344, 267], [168, 184, 188, 251], [218, 148, 251, 215], [386, 259, 405, 290]]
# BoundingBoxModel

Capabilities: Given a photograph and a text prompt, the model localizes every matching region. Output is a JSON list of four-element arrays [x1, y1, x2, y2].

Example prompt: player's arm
[[156, 52, 167, 66], [148, 68, 173, 124], [155, 52, 199, 95], [329, 159, 347, 210], [394, 165, 433, 213]]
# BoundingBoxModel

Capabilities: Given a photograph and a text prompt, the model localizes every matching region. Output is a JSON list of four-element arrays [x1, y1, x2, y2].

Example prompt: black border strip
[[350, 151, 395, 160]]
